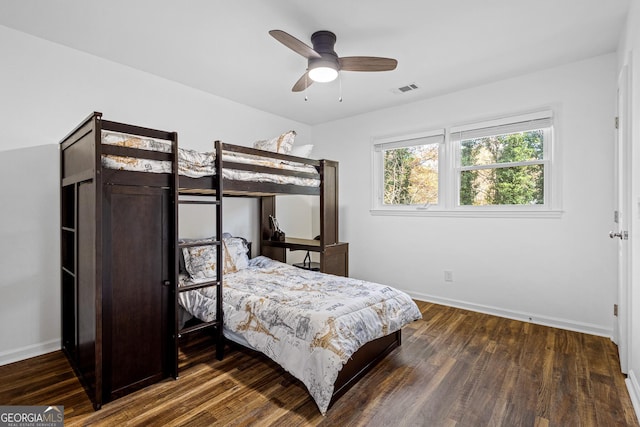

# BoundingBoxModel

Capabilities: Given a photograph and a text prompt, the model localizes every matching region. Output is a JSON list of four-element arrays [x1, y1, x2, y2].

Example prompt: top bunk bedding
[[100, 130, 321, 189]]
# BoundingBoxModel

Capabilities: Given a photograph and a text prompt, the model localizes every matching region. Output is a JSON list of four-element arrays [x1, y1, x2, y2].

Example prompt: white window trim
[[371, 128, 445, 212], [370, 109, 563, 218]]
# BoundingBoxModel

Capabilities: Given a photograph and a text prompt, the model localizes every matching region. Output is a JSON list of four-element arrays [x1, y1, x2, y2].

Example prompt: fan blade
[[339, 57, 398, 72], [292, 71, 313, 92], [269, 30, 321, 59]]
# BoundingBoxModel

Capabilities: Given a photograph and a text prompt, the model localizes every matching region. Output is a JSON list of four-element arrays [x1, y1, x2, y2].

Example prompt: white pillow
[[253, 130, 296, 154], [290, 144, 314, 158]]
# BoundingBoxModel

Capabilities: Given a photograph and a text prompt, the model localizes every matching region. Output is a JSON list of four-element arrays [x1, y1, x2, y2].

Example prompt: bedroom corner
[[0, 144, 60, 365]]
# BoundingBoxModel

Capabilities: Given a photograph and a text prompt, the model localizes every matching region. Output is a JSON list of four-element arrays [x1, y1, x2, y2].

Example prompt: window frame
[[370, 110, 562, 218], [371, 129, 445, 212]]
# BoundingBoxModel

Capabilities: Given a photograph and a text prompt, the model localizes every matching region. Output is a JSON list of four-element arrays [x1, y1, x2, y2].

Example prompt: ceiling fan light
[[308, 66, 338, 83]]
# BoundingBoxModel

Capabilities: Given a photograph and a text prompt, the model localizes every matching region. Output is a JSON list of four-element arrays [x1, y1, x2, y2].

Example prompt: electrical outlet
[[444, 270, 453, 282]]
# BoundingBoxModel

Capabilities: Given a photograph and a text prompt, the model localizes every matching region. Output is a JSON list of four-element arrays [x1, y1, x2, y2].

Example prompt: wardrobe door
[[103, 185, 170, 400]]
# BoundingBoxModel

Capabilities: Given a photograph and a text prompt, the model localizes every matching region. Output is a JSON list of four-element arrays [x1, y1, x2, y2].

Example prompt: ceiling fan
[[269, 29, 398, 92]]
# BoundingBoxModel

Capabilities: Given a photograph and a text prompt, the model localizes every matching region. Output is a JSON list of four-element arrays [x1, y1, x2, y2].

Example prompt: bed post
[[319, 159, 338, 247], [319, 160, 349, 276], [214, 140, 224, 361], [171, 131, 180, 379]]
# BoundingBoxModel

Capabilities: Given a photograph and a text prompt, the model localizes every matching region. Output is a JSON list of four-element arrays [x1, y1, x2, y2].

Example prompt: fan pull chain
[[338, 73, 343, 102], [305, 74, 309, 101]]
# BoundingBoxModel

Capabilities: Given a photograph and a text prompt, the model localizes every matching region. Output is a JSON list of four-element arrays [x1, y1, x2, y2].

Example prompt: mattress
[[178, 256, 422, 414], [100, 130, 320, 187]]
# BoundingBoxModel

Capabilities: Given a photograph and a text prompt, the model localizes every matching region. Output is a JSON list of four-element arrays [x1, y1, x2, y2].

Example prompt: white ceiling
[[0, 0, 630, 125]]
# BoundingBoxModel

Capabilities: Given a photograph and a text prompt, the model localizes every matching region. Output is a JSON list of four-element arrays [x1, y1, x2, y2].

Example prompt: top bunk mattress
[[100, 130, 320, 187]]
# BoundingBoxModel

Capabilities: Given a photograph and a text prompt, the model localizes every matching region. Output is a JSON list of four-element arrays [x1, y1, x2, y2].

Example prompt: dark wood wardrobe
[[60, 113, 177, 409]]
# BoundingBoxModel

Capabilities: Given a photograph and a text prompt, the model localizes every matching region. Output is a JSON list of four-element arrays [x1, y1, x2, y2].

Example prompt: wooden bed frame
[[60, 111, 402, 411]]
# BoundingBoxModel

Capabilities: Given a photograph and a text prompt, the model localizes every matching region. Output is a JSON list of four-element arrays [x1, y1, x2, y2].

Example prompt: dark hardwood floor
[[0, 301, 637, 426]]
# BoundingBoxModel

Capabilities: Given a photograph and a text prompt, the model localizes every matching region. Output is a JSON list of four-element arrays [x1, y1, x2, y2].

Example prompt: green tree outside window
[[459, 130, 544, 206], [383, 144, 438, 205]]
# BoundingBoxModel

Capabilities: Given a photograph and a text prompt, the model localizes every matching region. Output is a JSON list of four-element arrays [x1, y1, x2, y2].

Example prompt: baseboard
[[406, 291, 613, 338], [627, 371, 640, 422], [0, 339, 60, 366]]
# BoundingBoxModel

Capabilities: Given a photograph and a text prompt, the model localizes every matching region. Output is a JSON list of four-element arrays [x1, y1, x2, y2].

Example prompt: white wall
[[313, 54, 618, 337], [0, 145, 60, 364], [618, 0, 640, 418], [0, 25, 311, 365]]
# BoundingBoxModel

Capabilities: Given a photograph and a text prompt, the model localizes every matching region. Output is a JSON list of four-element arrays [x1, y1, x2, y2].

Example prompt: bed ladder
[[173, 140, 224, 378]]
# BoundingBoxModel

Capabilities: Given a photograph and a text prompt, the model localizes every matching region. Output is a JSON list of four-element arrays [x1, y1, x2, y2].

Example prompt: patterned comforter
[[100, 130, 320, 187], [179, 256, 422, 414]]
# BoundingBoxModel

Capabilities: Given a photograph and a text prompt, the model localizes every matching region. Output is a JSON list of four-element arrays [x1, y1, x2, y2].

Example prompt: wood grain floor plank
[[0, 302, 637, 426]]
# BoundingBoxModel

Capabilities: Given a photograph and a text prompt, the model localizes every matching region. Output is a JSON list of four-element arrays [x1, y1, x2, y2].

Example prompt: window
[[371, 110, 559, 217], [452, 113, 552, 208], [371, 130, 444, 210]]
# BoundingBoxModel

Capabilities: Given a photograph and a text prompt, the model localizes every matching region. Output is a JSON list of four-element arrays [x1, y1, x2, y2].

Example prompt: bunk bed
[[60, 112, 421, 414]]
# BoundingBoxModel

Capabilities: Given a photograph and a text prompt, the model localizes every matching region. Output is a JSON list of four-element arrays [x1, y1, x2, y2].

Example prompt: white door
[[612, 62, 631, 374]]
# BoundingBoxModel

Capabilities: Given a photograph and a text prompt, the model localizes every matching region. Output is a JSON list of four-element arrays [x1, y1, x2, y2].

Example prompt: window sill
[[369, 208, 563, 219]]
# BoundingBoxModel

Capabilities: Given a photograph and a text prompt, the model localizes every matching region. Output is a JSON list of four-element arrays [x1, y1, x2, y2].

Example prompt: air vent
[[392, 83, 419, 94]]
